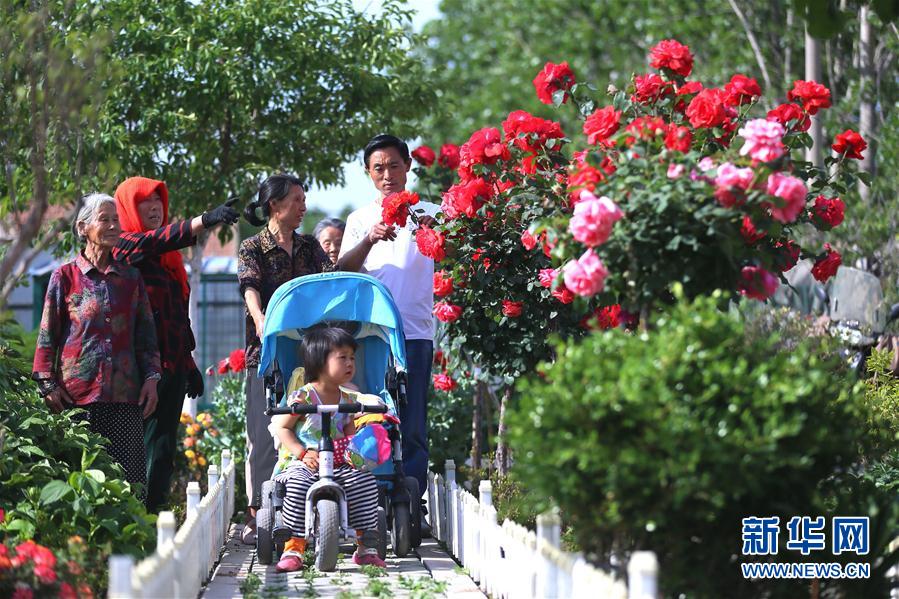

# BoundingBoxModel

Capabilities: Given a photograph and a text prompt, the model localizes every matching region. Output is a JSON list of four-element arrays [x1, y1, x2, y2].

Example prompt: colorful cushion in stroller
[[347, 422, 392, 471]]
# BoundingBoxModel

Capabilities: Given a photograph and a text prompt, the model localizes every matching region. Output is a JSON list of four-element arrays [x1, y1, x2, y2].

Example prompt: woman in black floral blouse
[[237, 173, 332, 543]]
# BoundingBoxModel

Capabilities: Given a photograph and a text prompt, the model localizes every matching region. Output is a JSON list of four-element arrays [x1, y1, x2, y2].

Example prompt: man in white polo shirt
[[338, 135, 439, 526]]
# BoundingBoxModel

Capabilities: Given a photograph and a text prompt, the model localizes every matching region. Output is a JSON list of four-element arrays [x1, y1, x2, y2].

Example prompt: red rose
[[686, 88, 728, 129], [411, 145, 436, 167], [217, 359, 230, 374], [740, 216, 766, 245], [433, 271, 454, 297], [831, 129, 866, 160], [533, 61, 576, 105], [676, 81, 704, 96], [738, 266, 779, 301], [773, 240, 801, 272], [583, 106, 621, 146], [502, 110, 565, 153], [501, 300, 523, 317], [438, 143, 461, 169], [382, 191, 420, 227], [664, 123, 692, 153], [766, 102, 811, 132], [649, 39, 694, 77], [458, 127, 510, 180], [433, 350, 447, 368], [432, 372, 457, 392], [521, 229, 538, 250], [582, 304, 621, 330], [811, 244, 841, 282], [809, 195, 845, 230], [416, 226, 446, 261], [441, 178, 492, 220], [631, 73, 672, 104], [624, 116, 666, 145], [724, 74, 762, 106], [787, 80, 832, 115], [59, 583, 77, 599], [228, 348, 246, 372], [433, 302, 462, 323], [551, 286, 575, 304]]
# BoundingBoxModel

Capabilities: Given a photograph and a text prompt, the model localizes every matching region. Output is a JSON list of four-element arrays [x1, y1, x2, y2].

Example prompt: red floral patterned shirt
[[32, 253, 162, 406]]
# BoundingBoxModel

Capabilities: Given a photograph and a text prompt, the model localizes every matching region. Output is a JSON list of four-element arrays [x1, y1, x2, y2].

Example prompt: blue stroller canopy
[[257, 272, 407, 398]]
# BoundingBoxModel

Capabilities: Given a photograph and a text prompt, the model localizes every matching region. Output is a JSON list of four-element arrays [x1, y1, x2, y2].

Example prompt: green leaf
[[40, 480, 75, 504]]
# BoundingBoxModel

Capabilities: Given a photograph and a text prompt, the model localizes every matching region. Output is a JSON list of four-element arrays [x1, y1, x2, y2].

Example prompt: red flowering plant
[[528, 39, 864, 314], [0, 536, 96, 599], [416, 40, 869, 470]]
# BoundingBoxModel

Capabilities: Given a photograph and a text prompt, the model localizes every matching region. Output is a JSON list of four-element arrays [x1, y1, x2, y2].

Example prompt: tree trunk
[[0, 40, 49, 306], [471, 380, 485, 471], [495, 386, 512, 477], [858, 5, 875, 200], [784, 8, 793, 87], [805, 30, 824, 169]]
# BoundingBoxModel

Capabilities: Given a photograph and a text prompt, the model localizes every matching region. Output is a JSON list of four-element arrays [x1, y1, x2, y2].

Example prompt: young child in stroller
[[270, 326, 385, 572]]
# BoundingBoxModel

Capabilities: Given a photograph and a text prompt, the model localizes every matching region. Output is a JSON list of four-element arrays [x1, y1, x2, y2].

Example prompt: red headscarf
[[114, 177, 190, 300]]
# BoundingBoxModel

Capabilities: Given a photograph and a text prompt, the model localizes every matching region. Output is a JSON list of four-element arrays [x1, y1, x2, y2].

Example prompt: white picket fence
[[427, 459, 659, 599], [107, 449, 237, 599]]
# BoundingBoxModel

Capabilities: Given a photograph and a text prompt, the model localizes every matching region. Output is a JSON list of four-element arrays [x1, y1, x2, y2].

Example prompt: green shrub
[[0, 314, 155, 592], [428, 379, 474, 473], [508, 290, 877, 598]]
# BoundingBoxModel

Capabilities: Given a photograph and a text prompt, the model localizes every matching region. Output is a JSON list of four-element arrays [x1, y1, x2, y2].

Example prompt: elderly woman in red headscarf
[[113, 176, 239, 512]]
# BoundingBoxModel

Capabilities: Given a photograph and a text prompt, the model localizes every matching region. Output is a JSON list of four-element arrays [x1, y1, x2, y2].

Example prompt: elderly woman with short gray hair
[[32, 193, 161, 494], [313, 217, 346, 265]]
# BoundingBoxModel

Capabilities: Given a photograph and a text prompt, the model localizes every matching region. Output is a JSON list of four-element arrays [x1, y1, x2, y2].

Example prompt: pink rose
[[766, 172, 807, 223], [738, 118, 786, 163], [538, 268, 557, 289], [568, 192, 623, 247], [714, 162, 755, 208], [667, 163, 686, 179], [698, 157, 717, 172], [738, 266, 779, 301], [562, 250, 609, 297]]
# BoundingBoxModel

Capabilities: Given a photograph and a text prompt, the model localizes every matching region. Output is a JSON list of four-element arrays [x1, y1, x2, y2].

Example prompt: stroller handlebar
[[268, 402, 389, 416]]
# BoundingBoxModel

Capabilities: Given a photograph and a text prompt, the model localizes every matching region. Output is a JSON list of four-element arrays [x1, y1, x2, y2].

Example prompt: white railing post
[[444, 460, 456, 555], [221, 449, 233, 521], [157, 511, 176, 549], [427, 471, 437, 540], [186, 481, 201, 516], [536, 508, 561, 598], [107, 555, 134, 599], [208, 463, 220, 490], [627, 551, 659, 599], [478, 480, 494, 594]]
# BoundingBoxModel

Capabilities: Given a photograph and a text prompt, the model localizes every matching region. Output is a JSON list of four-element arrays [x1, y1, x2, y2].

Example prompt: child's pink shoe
[[353, 547, 386, 568], [275, 553, 303, 572]]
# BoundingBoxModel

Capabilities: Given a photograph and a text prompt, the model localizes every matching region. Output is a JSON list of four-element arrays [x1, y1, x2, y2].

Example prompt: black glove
[[186, 367, 205, 399], [201, 196, 240, 228]]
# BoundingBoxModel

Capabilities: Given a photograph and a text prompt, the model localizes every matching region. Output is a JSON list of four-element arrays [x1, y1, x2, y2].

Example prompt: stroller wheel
[[261, 480, 275, 512], [314, 499, 340, 572], [391, 502, 412, 557], [377, 506, 388, 560], [404, 476, 422, 548], [256, 508, 274, 565]]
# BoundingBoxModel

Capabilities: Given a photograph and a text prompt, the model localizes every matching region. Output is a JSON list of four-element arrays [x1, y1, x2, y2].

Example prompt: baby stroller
[[254, 272, 423, 570]]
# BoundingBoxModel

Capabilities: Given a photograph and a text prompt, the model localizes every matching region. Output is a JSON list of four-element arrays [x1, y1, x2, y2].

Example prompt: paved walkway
[[202, 525, 484, 598]]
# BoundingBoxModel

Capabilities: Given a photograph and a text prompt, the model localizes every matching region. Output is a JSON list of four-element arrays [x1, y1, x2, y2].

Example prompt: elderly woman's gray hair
[[312, 217, 346, 240], [74, 192, 117, 242]]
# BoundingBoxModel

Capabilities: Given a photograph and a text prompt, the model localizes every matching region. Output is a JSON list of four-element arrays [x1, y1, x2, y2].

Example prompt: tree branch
[[726, 0, 773, 99]]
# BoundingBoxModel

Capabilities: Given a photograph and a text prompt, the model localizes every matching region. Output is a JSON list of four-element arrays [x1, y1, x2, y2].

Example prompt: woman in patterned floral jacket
[[32, 193, 162, 494]]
